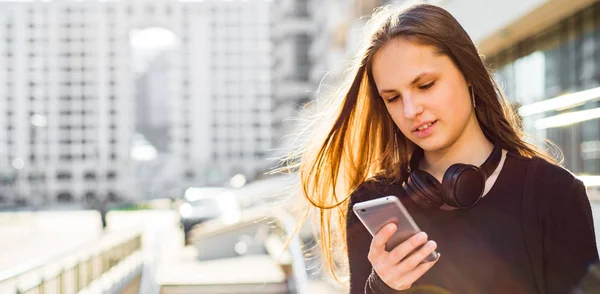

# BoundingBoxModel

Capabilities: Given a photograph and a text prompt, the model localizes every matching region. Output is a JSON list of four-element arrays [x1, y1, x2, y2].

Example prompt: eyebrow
[[378, 72, 435, 95]]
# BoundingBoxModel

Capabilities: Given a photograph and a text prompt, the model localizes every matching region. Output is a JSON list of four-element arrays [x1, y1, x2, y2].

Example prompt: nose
[[403, 95, 424, 119]]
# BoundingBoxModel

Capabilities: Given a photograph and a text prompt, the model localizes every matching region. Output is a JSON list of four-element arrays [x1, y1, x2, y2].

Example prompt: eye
[[386, 95, 400, 103], [419, 81, 435, 90]]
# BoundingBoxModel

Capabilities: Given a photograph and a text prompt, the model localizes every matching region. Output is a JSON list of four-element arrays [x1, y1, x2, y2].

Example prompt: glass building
[[487, 1, 600, 180]]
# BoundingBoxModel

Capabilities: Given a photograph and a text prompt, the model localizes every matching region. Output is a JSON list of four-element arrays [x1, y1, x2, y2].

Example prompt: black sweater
[[346, 152, 599, 294]]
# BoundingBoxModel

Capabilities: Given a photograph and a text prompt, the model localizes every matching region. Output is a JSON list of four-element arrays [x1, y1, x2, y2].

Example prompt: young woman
[[292, 3, 599, 294]]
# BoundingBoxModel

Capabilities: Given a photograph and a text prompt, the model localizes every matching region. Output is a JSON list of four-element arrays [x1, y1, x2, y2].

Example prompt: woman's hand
[[368, 223, 440, 291]]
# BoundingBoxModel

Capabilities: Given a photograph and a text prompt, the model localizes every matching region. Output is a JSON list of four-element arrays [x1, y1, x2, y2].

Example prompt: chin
[[411, 136, 450, 153]]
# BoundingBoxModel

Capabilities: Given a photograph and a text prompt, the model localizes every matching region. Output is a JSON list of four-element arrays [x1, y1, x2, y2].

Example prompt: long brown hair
[[283, 2, 558, 281]]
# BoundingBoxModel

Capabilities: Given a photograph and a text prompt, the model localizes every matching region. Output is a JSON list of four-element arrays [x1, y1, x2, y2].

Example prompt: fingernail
[[426, 240, 436, 248], [417, 232, 427, 241], [388, 223, 397, 231]]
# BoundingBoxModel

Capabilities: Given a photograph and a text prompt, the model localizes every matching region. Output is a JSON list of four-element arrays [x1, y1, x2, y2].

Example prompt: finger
[[369, 223, 397, 262], [399, 240, 438, 271], [371, 223, 397, 251], [396, 253, 440, 285], [385, 231, 428, 267]]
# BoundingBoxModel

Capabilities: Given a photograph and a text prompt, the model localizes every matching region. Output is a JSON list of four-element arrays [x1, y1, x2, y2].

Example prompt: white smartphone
[[353, 196, 439, 262]]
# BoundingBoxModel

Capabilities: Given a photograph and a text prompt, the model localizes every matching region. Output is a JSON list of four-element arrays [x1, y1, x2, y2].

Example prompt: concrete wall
[[440, 0, 597, 56], [442, 0, 547, 44]]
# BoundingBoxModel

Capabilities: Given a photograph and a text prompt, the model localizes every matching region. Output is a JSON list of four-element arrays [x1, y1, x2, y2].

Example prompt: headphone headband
[[409, 143, 501, 176], [404, 142, 502, 209]]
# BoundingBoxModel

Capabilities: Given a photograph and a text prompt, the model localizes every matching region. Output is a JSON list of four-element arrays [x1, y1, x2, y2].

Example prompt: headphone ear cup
[[442, 164, 486, 208], [405, 169, 444, 208]]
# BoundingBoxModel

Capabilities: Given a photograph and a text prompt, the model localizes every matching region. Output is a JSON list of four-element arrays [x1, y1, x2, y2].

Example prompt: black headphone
[[403, 143, 502, 209]]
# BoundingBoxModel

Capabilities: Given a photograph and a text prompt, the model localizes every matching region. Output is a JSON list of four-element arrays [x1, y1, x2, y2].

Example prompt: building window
[[84, 171, 96, 181], [108, 191, 119, 201], [56, 171, 72, 180], [57, 192, 73, 202], [185, 170, 195, 179], [84, 191, 96, 202], [60, 154, 73, 161]]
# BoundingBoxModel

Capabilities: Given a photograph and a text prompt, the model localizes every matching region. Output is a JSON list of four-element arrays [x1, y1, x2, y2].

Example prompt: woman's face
[[371, 38, 477, 152]]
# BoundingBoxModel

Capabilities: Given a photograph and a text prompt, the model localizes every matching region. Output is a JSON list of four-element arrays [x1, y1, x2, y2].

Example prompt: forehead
[[371, 38, 448, 86]]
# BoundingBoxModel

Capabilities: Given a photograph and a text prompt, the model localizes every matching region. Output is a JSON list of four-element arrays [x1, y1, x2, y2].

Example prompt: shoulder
[[520, 155, 587, 215], [534, 156, 580, 186], [509, 152, 581, 190], [530, 156, 584, 197]]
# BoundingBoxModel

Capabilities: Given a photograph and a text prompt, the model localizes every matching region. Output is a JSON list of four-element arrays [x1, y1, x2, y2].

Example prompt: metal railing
[[0, 231, 142, 294], [187, 207, 309, 294]]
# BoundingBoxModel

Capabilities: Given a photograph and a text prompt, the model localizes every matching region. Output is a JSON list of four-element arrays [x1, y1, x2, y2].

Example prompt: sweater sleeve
[[346, 182, 403, 294], [542, 177, 599, 294]]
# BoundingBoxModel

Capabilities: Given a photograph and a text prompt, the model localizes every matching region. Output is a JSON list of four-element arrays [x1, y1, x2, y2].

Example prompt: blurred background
[[1, 0, 600, 293]]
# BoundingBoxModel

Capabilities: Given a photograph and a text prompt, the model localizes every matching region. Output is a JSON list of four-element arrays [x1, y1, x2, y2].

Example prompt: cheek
[[385, 105, 412, 132], [432, 84, 470, 117], [451, 94, 471, 117]]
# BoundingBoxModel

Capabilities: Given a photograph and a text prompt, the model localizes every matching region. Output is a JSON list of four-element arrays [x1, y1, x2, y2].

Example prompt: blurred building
[[268, 0, 410, 159], [442, 0, 600, 187], [308, 0, 386, 86], [269, 0, 313, 158], [135, 50, 170, 153], [0, 0, 272, 204], [307, 0, 350, 90], [308, 0, 413, 87]]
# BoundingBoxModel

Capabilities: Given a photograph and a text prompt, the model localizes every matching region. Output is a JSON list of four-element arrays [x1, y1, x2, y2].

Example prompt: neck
[[420, 120, 493, 181]]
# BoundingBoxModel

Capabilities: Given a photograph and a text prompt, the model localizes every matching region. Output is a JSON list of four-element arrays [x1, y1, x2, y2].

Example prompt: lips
[[412, 120, 438, 132]]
